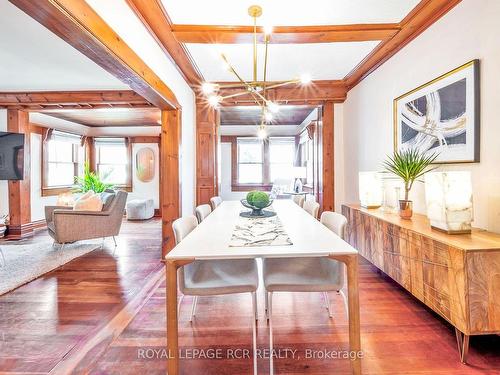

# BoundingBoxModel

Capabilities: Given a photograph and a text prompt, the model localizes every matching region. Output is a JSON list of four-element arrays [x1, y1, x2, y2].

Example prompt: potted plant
[[0, 214, 9, 238], [383, 149, 438, 219], [73, 163, 114, 193]]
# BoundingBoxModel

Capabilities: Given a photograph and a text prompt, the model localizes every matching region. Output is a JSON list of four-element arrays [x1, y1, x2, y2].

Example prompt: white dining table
[[165, 200, 361, 374]]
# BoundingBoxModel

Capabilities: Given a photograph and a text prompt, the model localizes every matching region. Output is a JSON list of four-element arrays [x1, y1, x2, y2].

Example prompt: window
[[299, 135, 314, 186], [44, 131, 85, 189], [237, 138, 263, 184], [269, 137, 295, 182], [95, 138, 131, 186]]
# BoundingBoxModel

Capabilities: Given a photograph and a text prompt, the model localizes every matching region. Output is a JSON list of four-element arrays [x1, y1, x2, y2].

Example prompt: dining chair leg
[[265, 291, 269, 320], [269, 292, 274, 375], [252, 291, 258, 321], [323, 292, 333, 318], [112, 236, 117, 247], [177, 294, 184, 315], [251, 292, 258, 375], [338, 289, 349, 316], [190, 296, 198, 322]]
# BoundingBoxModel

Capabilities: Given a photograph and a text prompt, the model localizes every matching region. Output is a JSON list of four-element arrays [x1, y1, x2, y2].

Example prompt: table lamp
[[359, 172, 383, 209], [293, 167, 307, 192], [425, 171, 473, 234]]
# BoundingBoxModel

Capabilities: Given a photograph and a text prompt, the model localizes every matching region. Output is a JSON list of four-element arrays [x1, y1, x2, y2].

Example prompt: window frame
[[94, 137, 133, 191], [41, 130, 86, 197], [230, 136, 297, 192]]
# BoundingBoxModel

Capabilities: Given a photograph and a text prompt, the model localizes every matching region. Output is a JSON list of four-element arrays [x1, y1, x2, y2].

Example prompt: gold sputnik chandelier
[[201, 5, 312, 138]]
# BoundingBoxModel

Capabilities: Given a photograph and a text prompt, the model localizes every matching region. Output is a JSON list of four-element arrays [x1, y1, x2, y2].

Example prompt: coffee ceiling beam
[[344, 0, 463, 89], [215, 80, 347, 104], [9, 0, 180, 110], [172, 23, 400, 44], [125, 0, 204, 86], [0, 90, 151, 108]]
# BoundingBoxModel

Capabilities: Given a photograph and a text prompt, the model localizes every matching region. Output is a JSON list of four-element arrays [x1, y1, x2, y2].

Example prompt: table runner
[[229, 214, 293, 247]]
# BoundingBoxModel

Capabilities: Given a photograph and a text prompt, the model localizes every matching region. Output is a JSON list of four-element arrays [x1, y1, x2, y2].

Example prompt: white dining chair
[[292, 195, 305, 208], [262, 210, 348, 375], [209, 196, 222, 211], [303, 200, 320, 219], [172, 215, 259, 375], [195, 204, 212, 223]]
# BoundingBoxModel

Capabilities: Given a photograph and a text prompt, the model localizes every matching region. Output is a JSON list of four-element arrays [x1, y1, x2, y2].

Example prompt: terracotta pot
[[399, 200, 413, 219]]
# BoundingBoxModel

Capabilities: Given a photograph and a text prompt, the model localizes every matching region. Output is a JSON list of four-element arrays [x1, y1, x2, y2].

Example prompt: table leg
[[330, 254, 361, 375], [166, 259, 193, 375]]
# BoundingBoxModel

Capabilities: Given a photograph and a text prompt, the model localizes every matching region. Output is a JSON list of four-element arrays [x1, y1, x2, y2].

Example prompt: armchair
[[45, 191, 128, 246]]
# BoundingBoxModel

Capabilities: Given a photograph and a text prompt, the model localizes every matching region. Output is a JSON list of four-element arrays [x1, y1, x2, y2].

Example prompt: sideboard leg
[[455, 328, 470, 364]]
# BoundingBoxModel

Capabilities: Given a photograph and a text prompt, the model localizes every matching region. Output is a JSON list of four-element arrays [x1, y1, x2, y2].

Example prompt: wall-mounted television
[[0, 131, 25, 180]]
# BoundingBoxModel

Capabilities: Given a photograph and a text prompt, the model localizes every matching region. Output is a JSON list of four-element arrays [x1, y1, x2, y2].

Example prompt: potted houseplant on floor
[[0, 215, 9, 238], [383, 149, 438, 219]]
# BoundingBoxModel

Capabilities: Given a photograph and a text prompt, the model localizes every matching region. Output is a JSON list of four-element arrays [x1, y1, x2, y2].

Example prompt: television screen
[[0, 132, 25, 180]]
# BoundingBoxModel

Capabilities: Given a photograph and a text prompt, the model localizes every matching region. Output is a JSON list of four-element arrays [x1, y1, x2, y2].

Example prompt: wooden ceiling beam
[[344, 0, 463, 89], [0, 90, 151, 107], [9, 0, 180, 110], [125, 0, 204, 86], [215, 80, 347, 105], [172, 23, 400, 44]]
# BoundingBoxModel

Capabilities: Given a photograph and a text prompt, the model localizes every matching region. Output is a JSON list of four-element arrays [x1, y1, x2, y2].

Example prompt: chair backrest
[[292, 195, 305, 208], [303, 200, 320, 219], [209, 196, 222, 210], [172, 215, 198, 245], [320, 211, 348, 239], [107, 191, 128, 232], [195, 204, 212, 223]]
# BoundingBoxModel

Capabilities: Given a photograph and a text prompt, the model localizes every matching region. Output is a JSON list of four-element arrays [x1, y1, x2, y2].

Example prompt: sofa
[[45, 191, 128, 245]]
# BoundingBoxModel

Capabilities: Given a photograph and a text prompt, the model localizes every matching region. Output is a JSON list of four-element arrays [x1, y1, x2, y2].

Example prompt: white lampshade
[[425, 171, 473, 233], [359, 172, 383, 209], [293, 167, 307, 178]]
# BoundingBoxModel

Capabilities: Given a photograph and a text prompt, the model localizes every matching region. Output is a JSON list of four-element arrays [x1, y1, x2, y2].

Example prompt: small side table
[[283, 191, 308, 199]]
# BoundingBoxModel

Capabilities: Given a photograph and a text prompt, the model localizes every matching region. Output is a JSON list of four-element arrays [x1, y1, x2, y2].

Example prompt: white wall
[[0, 109, 8, 217], [86, 0, 196, 216], [129, 143, 160, 208], [340, 0, 500, 231], [219, 142, 246, 201]]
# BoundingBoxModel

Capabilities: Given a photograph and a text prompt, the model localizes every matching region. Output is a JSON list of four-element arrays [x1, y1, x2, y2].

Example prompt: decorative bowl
[[240, 199, 276, 218]]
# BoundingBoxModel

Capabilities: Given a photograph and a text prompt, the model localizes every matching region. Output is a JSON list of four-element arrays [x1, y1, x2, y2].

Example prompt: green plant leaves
[[383, 148, 438, 198], [73, 163, 115, 193]]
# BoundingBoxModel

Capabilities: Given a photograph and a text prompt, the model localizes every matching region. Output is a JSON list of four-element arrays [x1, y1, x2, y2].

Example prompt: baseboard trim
[[154, 208, 161, 217]]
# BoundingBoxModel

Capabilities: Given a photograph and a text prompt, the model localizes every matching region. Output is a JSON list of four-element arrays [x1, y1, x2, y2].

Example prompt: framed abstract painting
[[393, 60, 480, 163]]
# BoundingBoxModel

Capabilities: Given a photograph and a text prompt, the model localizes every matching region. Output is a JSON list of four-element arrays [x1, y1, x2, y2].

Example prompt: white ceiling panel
[[162, 0, 420, 26], [0, 1, 128, 91], [186, 41, 380, 81]]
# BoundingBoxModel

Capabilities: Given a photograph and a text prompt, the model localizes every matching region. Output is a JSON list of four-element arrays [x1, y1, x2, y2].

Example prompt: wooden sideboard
[[342, 204, 500, 363]]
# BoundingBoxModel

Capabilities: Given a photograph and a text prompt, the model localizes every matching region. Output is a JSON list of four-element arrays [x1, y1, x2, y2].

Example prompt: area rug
[[0, 241, 101, 295]]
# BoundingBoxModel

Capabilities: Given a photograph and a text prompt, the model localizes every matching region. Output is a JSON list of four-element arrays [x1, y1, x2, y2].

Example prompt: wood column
[[320, 101, 335, 212], [196, 99, 219, 205], [7, 109, 32, 239], [160, 109, 182, 258]]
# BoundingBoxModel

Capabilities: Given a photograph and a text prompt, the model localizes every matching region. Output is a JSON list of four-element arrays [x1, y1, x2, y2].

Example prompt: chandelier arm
[[263, 34, 269, 98], [262, 79, 301, 91], [253, 14, 257, 82]]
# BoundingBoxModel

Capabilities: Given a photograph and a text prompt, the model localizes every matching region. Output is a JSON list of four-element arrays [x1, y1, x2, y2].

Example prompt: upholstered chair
[[195, 204, 212, 223], [209, 196, 223, 211], [292, 195, 305, 208], [262, 210, 348, 375], [172, 215, 259, 375], [303, 200, 320, 219]]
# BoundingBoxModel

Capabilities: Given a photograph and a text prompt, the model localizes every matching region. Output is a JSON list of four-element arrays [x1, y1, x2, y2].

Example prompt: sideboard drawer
[[421, 237, 450, 267]]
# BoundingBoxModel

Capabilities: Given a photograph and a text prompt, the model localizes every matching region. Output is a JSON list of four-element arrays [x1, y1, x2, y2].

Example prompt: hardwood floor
[[1, 220, 499, 374]]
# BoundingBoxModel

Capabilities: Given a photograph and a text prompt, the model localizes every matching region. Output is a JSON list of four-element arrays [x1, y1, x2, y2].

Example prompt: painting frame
[[393, 59, 480, 164]]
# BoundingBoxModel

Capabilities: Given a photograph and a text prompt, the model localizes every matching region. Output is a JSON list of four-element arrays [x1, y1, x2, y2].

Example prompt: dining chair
[[303, 200, 320, 219], [195, 204, 212, 223], [262, 210, 348, 375], [209, 196, 222, 210], [292, 194, 305, 208], [172, 215, 260, 375]]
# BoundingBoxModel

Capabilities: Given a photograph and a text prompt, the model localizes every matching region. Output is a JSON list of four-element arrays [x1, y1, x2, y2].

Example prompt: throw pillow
[[73, 191, 103, 211]]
